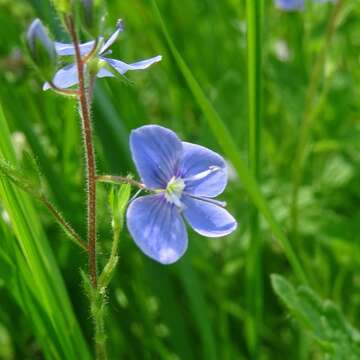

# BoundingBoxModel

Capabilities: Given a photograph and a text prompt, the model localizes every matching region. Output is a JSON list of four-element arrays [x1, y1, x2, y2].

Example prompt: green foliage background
[[0, 0, 359, 359]]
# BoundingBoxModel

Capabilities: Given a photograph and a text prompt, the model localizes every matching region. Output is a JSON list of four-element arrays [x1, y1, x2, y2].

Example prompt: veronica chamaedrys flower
[[275, 0, 334, 11], [43, 20, 161, 90], [276, 0, 304, 10], [126, 125, 237, 265]]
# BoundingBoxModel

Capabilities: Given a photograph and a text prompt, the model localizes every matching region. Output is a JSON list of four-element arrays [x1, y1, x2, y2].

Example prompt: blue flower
[[126, 125, 237, 265], [43, 20, 161, 90], [275, 0, 334, 11], [275, 0, 304, 10]]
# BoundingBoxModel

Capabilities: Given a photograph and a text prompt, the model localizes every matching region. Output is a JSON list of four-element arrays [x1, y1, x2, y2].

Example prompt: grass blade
[[245, 0, 264, 356], [0, 104, 90, 359], [151, 0, 308, 285]]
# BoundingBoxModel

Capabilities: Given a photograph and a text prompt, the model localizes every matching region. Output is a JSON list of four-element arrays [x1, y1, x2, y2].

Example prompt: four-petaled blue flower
[[43, 20, 161, 90], [275, 0, 334, 11], [126, 125, 237, 265]]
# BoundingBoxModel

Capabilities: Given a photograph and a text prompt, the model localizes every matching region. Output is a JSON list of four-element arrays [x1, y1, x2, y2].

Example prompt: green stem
[[96, 175, 145, 189], [48, 81, 79, 96], [245, 0, 263, 356], [0, 159, 87, 250], [94, 300, 107, 360], [65, 15, 106, 359], [290, 0, 346, 242], [40, 196, 88, 251]]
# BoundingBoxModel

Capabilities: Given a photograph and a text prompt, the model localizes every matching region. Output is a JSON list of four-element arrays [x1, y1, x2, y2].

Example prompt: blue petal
[[130, 125, 183, 189], [101, 55, 162, 75], [127, 194, 188, 264], [182, 196, 237, 237], [99, 21, 124, 54], [179, 142, 227, 198], [54, 40, 98, 56], [96, 66, 115, 78], [43, 63, 78, 90]]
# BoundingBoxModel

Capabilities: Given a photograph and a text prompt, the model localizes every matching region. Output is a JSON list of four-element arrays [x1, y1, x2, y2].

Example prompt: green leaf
[[98, 183, 131, 290], [271, 274, 360, 359], [0, 158, 42, 199], [109, 182, 131, 234]]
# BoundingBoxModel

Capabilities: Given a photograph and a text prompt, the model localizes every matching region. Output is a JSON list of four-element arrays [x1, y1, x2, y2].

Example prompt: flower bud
[[26, 19, 57, 80]]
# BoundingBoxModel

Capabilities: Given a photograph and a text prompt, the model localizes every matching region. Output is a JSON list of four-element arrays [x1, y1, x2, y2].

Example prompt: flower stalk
[[47, 80, 79, 95], [96, 174, 145, 189]]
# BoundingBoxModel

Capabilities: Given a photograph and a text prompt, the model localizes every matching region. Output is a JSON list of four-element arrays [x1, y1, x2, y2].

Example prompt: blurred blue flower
[[126, 125, 237, 265], [276, 0, 304, 10], [275, 0, 334, 11], [43, 20, 161, 90]]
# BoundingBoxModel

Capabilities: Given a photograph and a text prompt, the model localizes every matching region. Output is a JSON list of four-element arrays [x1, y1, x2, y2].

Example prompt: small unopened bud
[[26, 19, 57, 80]]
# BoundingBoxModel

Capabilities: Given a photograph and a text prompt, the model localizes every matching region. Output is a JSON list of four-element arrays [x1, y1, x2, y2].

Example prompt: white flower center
[[165, 176, 185, 207]]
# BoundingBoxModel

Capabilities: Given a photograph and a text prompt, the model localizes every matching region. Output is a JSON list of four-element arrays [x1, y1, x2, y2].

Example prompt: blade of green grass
[[0, 104, 90, 359], [290, 0, 346, 241], [151, 0, 308, 286], [178, 258, 217, 360], [146, 265, 195, 360], [245, 0, 264, 356]]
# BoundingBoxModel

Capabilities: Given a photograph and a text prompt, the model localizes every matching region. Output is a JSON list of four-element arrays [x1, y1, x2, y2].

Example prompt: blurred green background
[[0, 0, 359, 359]]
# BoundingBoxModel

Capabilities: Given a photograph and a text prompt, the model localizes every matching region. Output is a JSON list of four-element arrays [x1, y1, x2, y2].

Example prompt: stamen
[[164, 176, 185, 208], [129, 188, 143, 203]]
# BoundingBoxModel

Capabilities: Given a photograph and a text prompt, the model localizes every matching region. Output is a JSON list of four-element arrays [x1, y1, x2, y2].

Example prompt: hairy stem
[[94, 302, 107, 360], [66, 15, 98, 288], [40, 196, 88, 250], [66, 16, 111, 359], [0, 159, 86, 249]]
